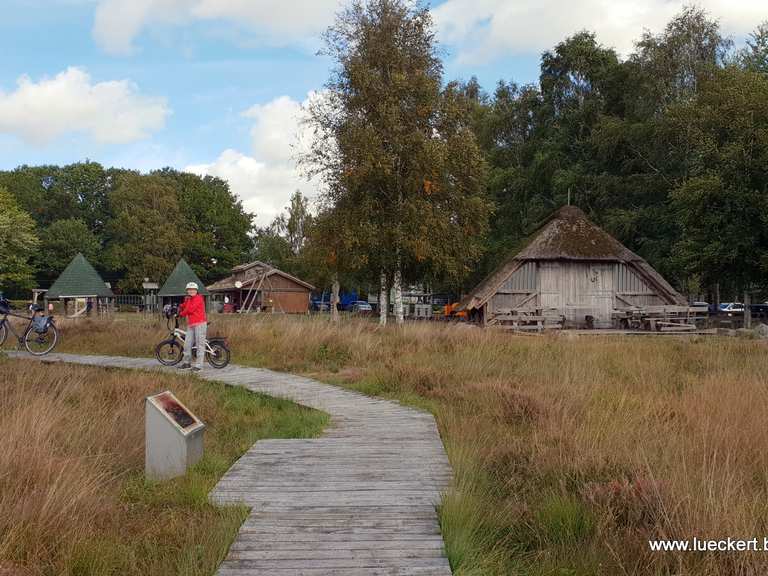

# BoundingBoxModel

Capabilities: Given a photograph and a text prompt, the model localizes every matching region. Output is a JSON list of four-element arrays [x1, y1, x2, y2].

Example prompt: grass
[[47, 313, 768, 575], [0, 353, 327, 576]]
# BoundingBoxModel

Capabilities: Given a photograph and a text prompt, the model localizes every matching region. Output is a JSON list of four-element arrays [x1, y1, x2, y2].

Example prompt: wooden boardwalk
[[25, 353, 454, 576]]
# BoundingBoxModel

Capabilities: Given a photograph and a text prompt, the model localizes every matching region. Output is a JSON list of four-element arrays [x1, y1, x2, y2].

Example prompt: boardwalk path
[[30, 353, 454, 576]]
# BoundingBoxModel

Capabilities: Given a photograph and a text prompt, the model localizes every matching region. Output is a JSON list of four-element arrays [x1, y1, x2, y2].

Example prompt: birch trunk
[[393, 259, 404, 325], [379, 270, 388, 326], [330, 275, 340, 323], [744, 290, 752, 329]]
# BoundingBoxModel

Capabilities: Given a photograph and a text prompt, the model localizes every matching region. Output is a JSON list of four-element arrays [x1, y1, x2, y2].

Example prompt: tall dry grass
[[0, 354, 325, 576], [55, 314, 768, 575]]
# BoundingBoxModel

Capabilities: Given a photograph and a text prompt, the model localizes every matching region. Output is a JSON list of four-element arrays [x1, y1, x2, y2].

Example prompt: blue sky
[[0, 0, 762, 223]]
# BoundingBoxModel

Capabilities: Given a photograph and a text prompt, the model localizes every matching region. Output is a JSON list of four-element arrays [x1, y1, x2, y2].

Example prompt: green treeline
[[1, 6, 767, 301], [0, 164, 252, 295], [465, 8, 768, 299]]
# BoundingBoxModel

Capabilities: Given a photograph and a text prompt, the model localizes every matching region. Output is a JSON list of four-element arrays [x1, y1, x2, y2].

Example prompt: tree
[[252, 191, 313, 278], [304, 0, 491, 324], [739, 22, 768, 74], [667, 66, 768, 294], [0, 186, 39, 293], [0, 162, 116, 233], [153, 169, 254, 283], [632, 6, 731, 109], [105, 173, 186, 292], [278, 190, 313, 256], [302, 201, 371, 321], [37, 219, 100, 287]]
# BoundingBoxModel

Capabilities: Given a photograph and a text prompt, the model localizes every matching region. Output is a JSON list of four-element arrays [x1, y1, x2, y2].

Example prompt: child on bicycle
[[178, 282, 206, 371]]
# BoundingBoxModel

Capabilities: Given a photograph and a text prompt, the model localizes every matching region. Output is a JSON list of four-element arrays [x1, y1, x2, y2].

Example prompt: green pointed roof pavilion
[[158, 258, 208, 297], [46, 253, 114, 299]]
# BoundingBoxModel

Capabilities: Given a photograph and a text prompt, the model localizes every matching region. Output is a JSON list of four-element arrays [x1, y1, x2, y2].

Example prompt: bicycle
[[155, 306, 230, 369], [0, 298, 59, 356]]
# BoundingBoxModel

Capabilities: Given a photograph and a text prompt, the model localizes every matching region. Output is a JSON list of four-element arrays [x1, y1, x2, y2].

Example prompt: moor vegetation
[[0, 355, 326, 576], [54, 314, 768, 575]]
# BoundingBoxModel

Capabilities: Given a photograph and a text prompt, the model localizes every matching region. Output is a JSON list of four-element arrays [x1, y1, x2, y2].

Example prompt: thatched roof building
[[458, 206, 685, 328]]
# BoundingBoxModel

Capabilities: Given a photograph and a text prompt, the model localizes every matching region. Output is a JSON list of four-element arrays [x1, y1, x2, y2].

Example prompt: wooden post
[[330, 275, 340, 323], [744, 291, 752, 330]]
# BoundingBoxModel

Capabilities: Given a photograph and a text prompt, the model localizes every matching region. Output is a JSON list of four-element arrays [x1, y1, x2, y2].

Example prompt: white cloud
[[0, 67, 169, 145], [185, 93, 317, 226], [433, 0, 768, 63], [93, 0, 339, 55], [243, 96, 303, 164]]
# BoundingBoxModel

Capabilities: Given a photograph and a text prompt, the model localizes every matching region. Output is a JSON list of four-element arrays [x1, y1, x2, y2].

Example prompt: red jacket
[[179, 294, 206, 327]]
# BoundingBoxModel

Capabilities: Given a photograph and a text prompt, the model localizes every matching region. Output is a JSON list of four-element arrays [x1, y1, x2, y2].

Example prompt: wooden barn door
[[538, 262, 562, 312], [563, 262, 614, 327], [586, 264, 614, 327]]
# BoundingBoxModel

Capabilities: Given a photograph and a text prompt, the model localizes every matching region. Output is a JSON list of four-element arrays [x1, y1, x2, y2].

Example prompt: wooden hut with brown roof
[[458, 206, 686, 329], [207, 261, 314, 314]]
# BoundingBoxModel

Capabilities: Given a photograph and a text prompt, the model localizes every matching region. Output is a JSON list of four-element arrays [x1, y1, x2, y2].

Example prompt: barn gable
[[458, 206, 685, 328]]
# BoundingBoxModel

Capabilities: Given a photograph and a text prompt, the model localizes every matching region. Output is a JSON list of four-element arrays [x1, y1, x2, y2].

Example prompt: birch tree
[[303, 202, 369, 323], [303, 0, 490, 325]]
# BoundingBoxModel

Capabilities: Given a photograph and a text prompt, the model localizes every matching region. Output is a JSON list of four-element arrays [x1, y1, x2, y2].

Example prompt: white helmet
[[185, 282, 199, 291]]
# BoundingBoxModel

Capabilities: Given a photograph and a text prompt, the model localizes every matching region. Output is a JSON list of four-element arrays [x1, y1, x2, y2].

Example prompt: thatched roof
[[46, 253, 114, 299], [458, 205, 685, 311], [207, 261, 314, 292], [516, 205, 637, 261]]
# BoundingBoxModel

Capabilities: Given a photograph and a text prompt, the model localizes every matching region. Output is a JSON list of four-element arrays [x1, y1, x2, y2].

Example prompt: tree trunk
[[393, 261, 404, 325], [379, 270, 388, 326], [330, 275, 340, 323]]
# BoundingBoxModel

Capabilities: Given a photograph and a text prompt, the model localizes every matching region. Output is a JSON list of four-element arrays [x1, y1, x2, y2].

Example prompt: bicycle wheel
[[155, 339, 183, 366], [206, 341, 231, 368], [24, 324, 58, 356], [0, 321, 7, 347]]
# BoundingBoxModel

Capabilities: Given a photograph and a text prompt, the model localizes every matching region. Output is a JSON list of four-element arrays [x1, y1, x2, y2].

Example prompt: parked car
[[310, 299, 330, 312], [349, 301, 373, 315], [690, 301, 718, 315], [720, 302, 745, 315], [750, 303, 768, 320]]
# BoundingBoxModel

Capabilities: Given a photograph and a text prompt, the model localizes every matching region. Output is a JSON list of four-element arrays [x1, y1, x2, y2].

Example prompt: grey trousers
[[183, 323, 207, 368]]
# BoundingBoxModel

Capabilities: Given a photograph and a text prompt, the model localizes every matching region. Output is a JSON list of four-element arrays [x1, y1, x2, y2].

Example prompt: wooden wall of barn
[[262, 290, 311, 314], [489, 260, 669, 328], [260, 274, 311, 314], [490, 261, 538, 311]]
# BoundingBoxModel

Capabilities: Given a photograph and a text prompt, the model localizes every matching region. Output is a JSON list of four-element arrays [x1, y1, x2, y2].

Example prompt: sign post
[[145, 391, 205, 480]]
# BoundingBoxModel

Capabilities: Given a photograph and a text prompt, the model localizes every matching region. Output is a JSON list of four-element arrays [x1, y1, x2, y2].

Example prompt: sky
[[0, 0, 764, 225]]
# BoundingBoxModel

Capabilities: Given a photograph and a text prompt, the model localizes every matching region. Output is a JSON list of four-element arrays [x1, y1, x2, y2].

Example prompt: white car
[[720, 302, 744, 315]]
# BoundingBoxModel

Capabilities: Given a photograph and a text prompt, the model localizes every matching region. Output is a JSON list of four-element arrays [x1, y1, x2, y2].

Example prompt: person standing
[[178, 282, 206, 371]]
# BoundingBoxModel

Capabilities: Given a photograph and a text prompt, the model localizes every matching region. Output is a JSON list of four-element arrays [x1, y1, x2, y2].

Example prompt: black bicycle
[[0, 298, 59, 356], [155, 306, 230, 368]]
